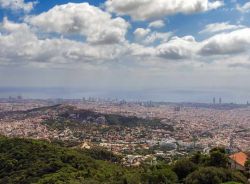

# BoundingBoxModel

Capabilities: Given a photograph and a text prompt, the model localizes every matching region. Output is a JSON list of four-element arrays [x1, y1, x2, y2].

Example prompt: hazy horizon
[[0, 86, 249, 104]]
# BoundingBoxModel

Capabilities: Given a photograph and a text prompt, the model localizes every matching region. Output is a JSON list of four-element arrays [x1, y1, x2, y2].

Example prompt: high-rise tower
[[219, 97, 222, 104], [213, 97, 216, 104]]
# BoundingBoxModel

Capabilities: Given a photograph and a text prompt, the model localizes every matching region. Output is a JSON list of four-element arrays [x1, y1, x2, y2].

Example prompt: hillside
[[0, 136, 141, 184], [41, 104, 164, 129], [0, 137, 248, 184]]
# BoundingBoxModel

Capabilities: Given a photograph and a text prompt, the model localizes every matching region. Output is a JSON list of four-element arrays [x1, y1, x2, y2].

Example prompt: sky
[[0, 0, 250, 102]]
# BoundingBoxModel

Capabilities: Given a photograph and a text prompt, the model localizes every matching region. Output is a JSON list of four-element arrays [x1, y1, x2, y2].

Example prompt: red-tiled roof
[[229, 152, 248, 167]]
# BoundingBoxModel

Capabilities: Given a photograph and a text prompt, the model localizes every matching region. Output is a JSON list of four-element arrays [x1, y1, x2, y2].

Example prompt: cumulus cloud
[[0, 0, 36, 12], [1, 5, 250, 69], [133, 28, 151, 39], [200, 28, 250, 55], [128, 43, 155, 57], [105, 0, 223, 20], [237, 2, 250, 13], [132, 28, 250, 61], [137, 28, 250, 59], [199, 22, 245, 34], [27, 3, 129, 44], [148, 20, 165, 29], [3, 17, 250, 67], [156, 36, 198, 60], [144, 32, 172, 44], [0, 19, 128, 66], [126, 35, 199, 60], [1, 17, 30, 33]]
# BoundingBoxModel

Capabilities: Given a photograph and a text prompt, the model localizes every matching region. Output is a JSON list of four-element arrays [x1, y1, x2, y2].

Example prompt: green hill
[[0, 136, 141, 184], [0, 136, 248, 184]]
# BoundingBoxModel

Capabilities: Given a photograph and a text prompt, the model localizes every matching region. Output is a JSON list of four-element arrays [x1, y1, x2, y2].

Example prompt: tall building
[[17, 95, 22, 100], [219, 97, 222, 104], [213, 97, 216, 104]]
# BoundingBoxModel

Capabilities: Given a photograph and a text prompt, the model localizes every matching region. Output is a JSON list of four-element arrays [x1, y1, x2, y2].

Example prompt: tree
[[208, 150, 228, 168], [0, 137, 140, 184], [172, 158, 197, 181], [210, 147, 226, 154], [142, 167, 178, 184], [185, 167, 247, 184], [190, 151, 208, 165], [245, 159, 250, 178]]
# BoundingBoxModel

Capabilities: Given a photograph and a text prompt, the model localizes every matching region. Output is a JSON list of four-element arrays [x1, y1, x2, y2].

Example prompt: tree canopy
[[0, 136, 248, 184]]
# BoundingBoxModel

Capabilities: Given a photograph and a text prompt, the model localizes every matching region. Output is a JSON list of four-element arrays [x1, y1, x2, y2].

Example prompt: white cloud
[[128, 43, 155, 57], [131, 28, 250, 61], [200, 28, 250, 55], [0, 19, 128, 66], [105, 0, 224, 20], [1, 17, 30, 33], [133, 28, 151, 38], [0, 0, 36, 12], [1, 13, 250, 70], [27, 3, 129, 44], [156, 36, 198, 60], [144, 32, 172, 44], [199, 22, 245, 34], [148, 20, 165, 29], [237, 2, 250, 13]]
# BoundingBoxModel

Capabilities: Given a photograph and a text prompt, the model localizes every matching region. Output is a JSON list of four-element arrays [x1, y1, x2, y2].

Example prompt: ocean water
[[0, 87, 249, 104]]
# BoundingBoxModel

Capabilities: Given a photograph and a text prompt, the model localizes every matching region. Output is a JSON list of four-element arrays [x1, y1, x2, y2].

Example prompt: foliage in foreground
[[0, 136, 137, 184], [0, 136, 248, 184]]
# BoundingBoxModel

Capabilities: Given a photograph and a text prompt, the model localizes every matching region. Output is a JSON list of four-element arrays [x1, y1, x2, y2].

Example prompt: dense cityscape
[[0, 97, 249, 167]]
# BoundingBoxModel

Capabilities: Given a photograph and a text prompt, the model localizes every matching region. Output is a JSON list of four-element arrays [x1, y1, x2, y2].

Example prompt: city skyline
[[1, 87, 250, 104]]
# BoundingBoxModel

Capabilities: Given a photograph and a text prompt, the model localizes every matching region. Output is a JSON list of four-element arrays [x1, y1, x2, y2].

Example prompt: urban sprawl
[[0, 97, 249, 167]]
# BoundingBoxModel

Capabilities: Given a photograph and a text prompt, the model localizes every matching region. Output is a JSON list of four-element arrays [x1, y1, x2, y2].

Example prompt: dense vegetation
[[0, 136, 248, 184], [0, 136, 139, 184]]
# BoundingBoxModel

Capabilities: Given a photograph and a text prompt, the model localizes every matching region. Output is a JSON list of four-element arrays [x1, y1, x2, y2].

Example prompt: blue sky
[[1, 0, 249, 38], [0, 0, 250, 102]]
